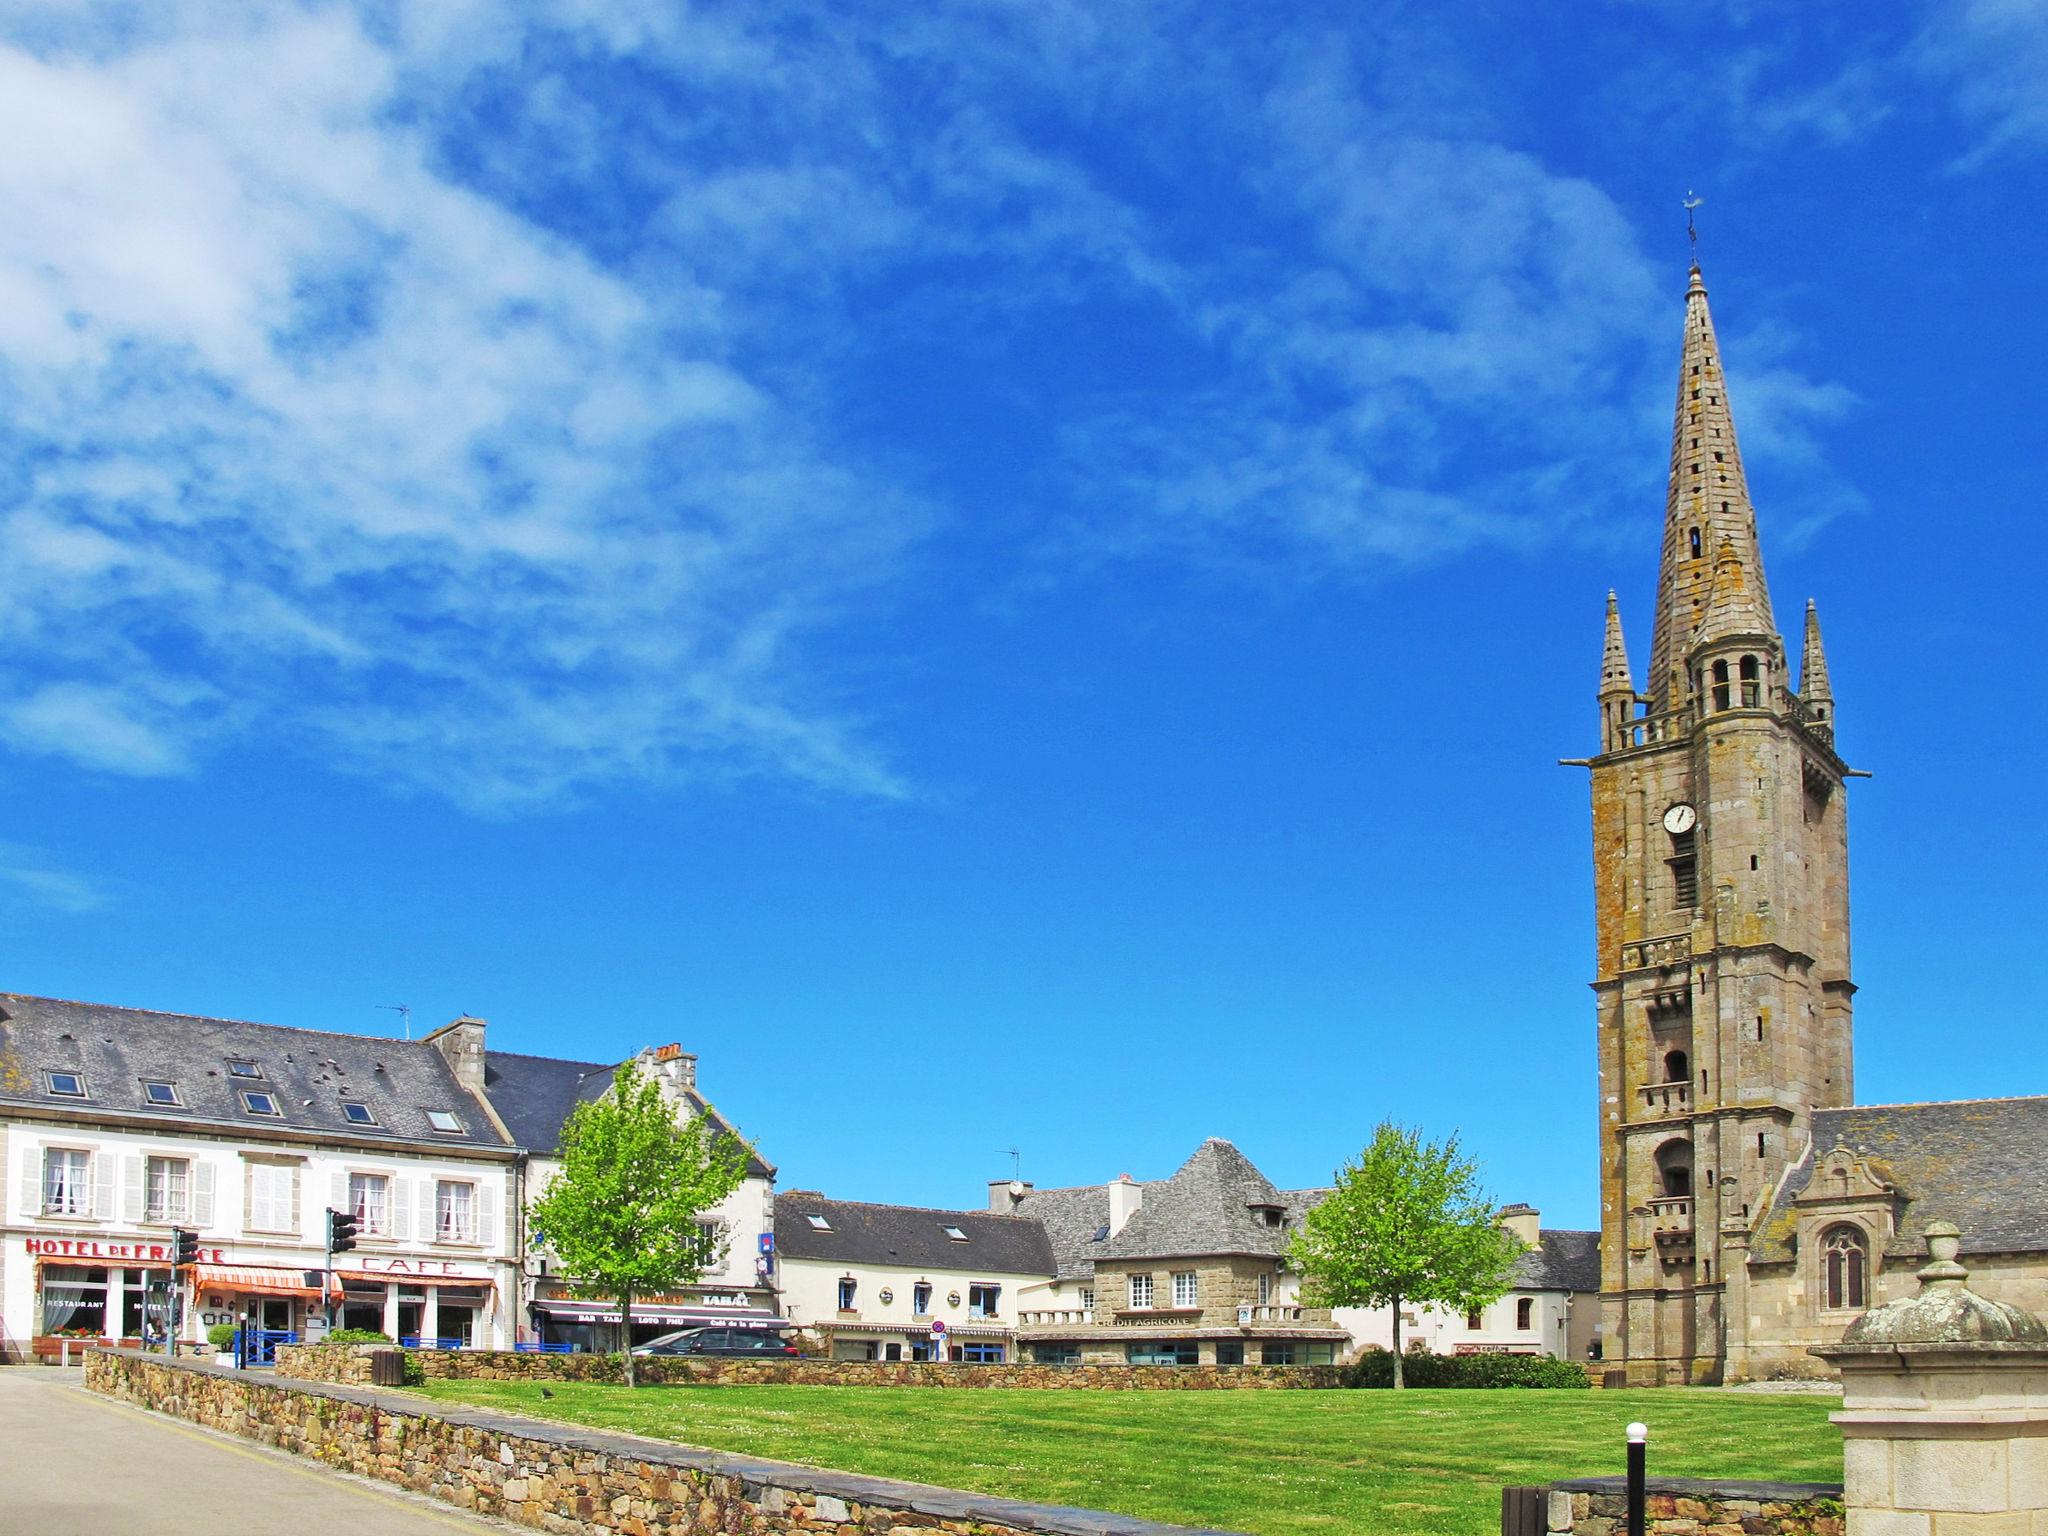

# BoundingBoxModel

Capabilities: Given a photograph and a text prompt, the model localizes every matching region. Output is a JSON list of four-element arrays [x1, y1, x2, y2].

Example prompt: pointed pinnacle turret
[[1646, 264, 1777, 706], [1801, 599, 1833, 706], [1692, 535, 1774, 650], [1600, 590, 1635, 698]]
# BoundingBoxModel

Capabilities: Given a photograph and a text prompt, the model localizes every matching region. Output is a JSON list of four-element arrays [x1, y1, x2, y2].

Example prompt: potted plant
[[208, 1323, 237, 1365]]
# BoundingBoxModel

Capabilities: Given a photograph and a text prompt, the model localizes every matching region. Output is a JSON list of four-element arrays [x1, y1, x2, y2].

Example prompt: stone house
[[1011, 1139, 1350, 1366], [771, 1193, 1052, 1361]]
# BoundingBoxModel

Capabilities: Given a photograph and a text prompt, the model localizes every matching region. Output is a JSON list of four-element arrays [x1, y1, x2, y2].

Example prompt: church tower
[[1587, 264, 1855, 1385]]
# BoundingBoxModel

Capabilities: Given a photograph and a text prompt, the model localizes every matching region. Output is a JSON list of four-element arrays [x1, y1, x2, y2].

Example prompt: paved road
[[0, 1367, 506, 1536]]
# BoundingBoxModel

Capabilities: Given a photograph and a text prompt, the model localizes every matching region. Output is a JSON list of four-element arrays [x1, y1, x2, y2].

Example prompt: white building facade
[[0, 995, 521, 1360]]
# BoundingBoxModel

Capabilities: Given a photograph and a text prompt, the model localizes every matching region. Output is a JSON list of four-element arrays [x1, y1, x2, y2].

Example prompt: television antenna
[[998, 1147, 1022, 1180], [376, 1003, 413, 1040]]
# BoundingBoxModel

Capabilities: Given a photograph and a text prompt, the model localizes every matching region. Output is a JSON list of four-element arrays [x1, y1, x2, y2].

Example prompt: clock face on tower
[[1663, 802, 1698, 835]]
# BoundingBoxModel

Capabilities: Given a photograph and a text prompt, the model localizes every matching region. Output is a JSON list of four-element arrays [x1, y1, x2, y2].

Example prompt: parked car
[[632, 1326, 800, 1357]]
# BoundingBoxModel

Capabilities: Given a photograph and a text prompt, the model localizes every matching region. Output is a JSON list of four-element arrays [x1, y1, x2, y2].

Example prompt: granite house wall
[[275, 1343, 1340, 1390], [86, 1349, 1237, 1536], [1504, 1477, 1844, 1536]]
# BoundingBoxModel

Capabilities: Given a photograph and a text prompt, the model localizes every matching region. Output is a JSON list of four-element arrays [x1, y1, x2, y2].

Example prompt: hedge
[[1340, 1347, 1590, 1388]]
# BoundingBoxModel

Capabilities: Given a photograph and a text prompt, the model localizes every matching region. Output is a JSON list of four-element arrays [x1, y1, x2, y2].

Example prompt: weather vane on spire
[[1683, 191, 1704, 268]]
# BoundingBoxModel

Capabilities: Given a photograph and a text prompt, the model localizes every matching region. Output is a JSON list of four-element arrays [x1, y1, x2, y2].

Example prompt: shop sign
[[352, 1256, 487, 1279], [25, 1236, 225, 1265]]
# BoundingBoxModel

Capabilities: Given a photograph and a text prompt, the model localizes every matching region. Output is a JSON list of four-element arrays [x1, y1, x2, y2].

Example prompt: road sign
[[930, 1319, 947, 1336]]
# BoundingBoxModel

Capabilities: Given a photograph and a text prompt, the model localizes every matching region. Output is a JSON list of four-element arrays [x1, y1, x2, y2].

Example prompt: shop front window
[[41, 1266, 109, 1335]]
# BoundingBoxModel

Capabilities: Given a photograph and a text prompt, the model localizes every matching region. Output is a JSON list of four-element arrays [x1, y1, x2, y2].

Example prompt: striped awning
[[535, 1299, 782, 1327], [193, 1265, 336, 1299]]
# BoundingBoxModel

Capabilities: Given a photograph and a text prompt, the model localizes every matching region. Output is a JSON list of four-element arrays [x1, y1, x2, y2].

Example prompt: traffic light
[[327, 1206, 361, 1256], [171, 1227, 200, 1267]]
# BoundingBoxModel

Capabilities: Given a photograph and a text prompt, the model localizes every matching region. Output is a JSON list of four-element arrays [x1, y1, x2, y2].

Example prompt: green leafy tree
[[1290, 1121, 1525, 1389], [528, 1060, 750, 1387]]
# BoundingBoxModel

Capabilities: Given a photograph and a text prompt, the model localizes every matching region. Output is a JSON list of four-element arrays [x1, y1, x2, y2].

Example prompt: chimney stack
[[987, 1179, 1034, 1213], [1108, 1174, 1143, 1236], [424, 1015, 488, 1093], [1495, 1203, 1542, 1249], [642, 1042, 697, 1096]]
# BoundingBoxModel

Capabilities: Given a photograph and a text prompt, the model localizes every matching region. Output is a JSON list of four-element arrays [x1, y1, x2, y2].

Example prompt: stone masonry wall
[[87, 1349, 1234, 1536], [1534, 1477, 1843, 1536], [275, 1343, 1338, 1390]]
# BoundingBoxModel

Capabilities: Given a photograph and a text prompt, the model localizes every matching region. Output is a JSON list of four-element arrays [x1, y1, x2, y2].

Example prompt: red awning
[[192, 1265, 336, 1299]]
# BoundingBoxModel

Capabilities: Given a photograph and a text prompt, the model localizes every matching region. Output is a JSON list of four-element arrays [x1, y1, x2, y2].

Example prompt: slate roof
[[1754, 1098, 2048, 1263], [774, 1195, 1055, 1276], [1512, 1229, 1600, 1293], [1093, 1139, 1294, 1263], [1012, 1181, 1134, 1281], [0, 993, 510, 1151], [482, 1049, 774, 1177]]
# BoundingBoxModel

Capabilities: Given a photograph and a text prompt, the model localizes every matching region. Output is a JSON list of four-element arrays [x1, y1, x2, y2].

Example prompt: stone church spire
[[1646, 265, 1777, 708], [1601, 590, 1635, 698], [1801, 599, 1833, 706]]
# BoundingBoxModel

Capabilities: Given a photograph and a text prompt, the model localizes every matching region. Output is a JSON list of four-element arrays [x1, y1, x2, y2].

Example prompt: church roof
[[1754, 1098, 2048, 1263]]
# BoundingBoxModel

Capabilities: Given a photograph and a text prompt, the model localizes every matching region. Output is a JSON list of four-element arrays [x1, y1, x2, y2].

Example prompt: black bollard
[[1626, 1421, 1647, 1536]]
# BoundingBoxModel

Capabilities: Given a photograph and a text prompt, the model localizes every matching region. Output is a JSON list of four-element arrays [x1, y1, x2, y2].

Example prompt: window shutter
[[20, 1150, 41, 1218], [123, 1156, 145, 1222], [93, 1153, 115, 1219], [192, 1161, 215, 1227], [390, 1177, 411, 1241], [330, 1169, 347, 1218], [477, 1181, 496, 1248]]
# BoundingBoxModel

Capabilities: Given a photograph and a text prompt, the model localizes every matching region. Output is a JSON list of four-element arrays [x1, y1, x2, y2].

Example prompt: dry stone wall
[[275, 1343, 1339, 1390], [87, 1348, 1237, 1536], [1516, 1477, 1844, 1536]]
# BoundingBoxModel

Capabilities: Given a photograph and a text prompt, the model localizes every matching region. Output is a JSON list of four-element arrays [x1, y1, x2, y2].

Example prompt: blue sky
[[2, 2, 2044, 1228]]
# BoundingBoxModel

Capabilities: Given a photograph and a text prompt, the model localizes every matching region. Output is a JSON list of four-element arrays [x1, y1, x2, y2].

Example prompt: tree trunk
[[1391, 1291, 1405, 1390], [621, 1288, 635, 1389]]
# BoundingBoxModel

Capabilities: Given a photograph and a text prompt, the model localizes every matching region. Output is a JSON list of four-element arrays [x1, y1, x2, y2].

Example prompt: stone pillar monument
[[1813, 1222, 2048, 1536]]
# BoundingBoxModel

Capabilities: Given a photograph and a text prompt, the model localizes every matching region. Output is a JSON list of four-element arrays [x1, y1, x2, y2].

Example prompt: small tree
[[1290, 1121, 1524, 1389], [528, 1060, 749, 1387]]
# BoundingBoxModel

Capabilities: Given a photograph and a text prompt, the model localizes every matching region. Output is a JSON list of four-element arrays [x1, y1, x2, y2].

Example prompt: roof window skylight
[[805, 1214, 832, 1231], [425, 1109, 465, 1134], [142, 1081, 180, 1107], [240, 1089, 281, 1116], [342, 1102, 377, 1126], [46, 1071, 86, 1098], [941, 1225, 969, 1241], [225, 1059, 263, 1080]]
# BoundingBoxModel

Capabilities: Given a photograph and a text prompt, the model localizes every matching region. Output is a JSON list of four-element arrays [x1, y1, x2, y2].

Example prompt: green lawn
[[416, 1381, 1841, 1536]]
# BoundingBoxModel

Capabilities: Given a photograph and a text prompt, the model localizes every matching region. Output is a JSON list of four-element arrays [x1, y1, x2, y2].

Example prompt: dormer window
[[805, 1214, 832, 1231], [142, 1080, 180, 1107], [341, 1102, 377, 1127], [226, 1059, 263, 1080], [425, 1109, 465, 1135], [240, 1089, 281, 1117], [941, 1225, 968, 1242], [46, 1071, 86, 1098]]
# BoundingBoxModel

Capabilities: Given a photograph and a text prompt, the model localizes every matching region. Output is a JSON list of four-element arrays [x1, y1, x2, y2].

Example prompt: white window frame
[[1171, 1271, 1198, 1309], [349, 1172, 391, 1237], [967, 1283, 1001, 1318], [43, 1148, 91, 1216], [434, 1179, 475, 1243], [1128, 1273, 1153, 1309], [1257, 1272, 1272, 1305], [145, 1156, 189, 1223]]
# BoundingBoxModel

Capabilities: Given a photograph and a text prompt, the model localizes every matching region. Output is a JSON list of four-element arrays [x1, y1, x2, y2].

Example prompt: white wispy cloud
[[0, 2, 1867, 807], [1915, 0, 2048, 166], [0, 844, 110, 914]]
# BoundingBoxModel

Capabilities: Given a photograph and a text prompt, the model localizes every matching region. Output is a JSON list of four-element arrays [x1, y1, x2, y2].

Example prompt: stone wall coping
[[1816, 1342, 2048, 1362], [93, 1349, 1240, 1536], [1550, 1476, 1843, 1501]]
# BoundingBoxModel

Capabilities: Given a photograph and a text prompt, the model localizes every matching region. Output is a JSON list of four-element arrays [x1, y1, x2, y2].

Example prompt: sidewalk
[[0, 1366, 507, 1536]]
